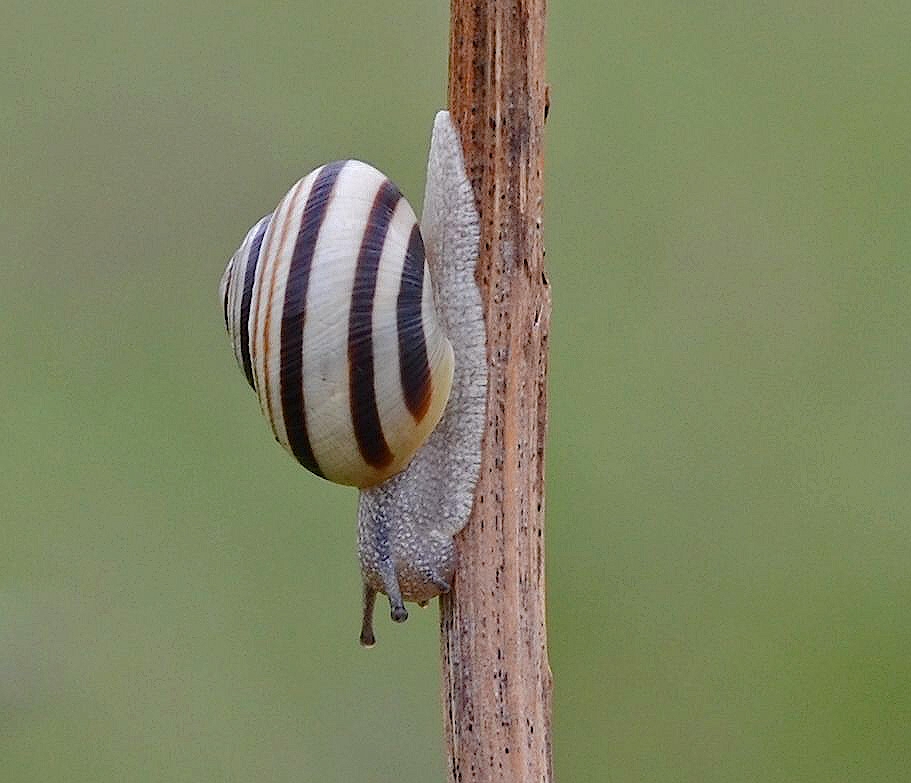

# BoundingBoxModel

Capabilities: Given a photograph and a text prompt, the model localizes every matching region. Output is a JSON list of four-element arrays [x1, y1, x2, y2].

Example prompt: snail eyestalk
[[360, 585, 377, 648]]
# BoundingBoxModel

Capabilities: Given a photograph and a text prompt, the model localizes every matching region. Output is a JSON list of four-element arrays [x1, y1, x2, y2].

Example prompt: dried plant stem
[[440, 1, 553, 781]]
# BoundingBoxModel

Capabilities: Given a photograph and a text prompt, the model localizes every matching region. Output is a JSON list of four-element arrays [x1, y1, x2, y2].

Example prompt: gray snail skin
[[219, 111, 486, 645]]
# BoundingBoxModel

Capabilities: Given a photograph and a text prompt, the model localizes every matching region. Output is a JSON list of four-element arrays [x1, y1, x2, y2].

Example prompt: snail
[[219, 111, 486, 645]]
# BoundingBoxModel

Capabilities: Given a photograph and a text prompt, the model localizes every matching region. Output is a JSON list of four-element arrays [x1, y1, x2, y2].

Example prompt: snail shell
[[220, 161, 455, 488]]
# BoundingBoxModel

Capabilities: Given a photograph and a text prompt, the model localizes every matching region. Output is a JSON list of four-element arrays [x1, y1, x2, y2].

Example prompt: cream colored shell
[[220, 160, 454, 487]]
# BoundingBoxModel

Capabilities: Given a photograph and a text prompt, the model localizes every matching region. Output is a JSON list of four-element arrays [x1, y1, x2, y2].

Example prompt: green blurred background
[[2, 2, 909, 780]]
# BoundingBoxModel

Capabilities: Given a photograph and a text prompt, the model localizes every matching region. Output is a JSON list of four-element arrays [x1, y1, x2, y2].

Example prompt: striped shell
[[220, 160, 455, 488]]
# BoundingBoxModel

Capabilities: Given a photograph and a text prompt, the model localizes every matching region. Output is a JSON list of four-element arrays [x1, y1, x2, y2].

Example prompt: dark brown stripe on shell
[[239, 214, 270, 390], [348, 179, 400, 469], [222, 260, 232, 333], [258, 180, 306, 438], [396, 223, 432, 421], [279, 162, 346, 478]]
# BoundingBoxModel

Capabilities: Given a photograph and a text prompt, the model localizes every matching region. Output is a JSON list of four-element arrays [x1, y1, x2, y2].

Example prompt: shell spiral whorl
[[220, 160, 455, 488]]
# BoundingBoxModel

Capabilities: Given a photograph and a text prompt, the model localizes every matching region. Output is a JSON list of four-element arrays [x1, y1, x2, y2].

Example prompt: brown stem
[[441, 1, 553, 781]]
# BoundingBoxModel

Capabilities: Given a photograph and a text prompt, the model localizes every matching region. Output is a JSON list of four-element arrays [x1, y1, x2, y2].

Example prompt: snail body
[[220, 112, 485, 645]]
